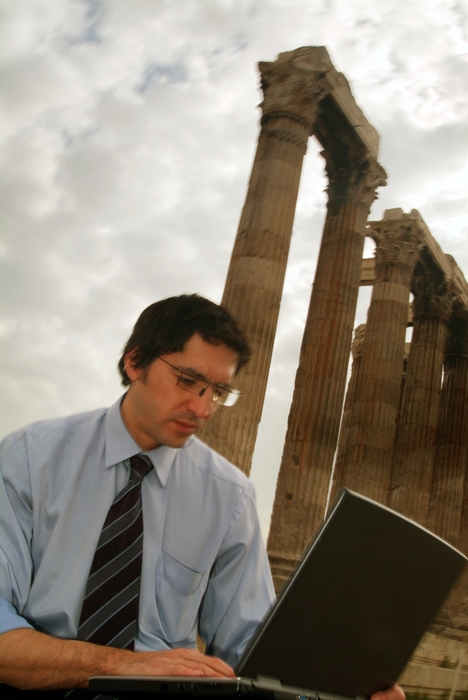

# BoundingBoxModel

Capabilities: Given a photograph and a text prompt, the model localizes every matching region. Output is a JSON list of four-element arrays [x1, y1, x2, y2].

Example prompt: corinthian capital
[[370, 221, 424, 270], [412, 276, 454, 320], [351, 324, 366, 358], [322, 148, 387, 207], [259, 47, 332, 129]]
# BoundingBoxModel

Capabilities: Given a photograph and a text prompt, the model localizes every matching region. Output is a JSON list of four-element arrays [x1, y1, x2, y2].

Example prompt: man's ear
[[123, 350, 140, 383]]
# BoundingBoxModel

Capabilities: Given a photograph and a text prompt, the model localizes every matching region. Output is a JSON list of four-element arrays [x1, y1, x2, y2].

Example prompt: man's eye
[[214, 387, 228, 399], [178, 375, 200, 389]]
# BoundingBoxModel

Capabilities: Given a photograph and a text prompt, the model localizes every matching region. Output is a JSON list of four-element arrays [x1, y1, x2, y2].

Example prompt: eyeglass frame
[[156, 355, 242, 407]]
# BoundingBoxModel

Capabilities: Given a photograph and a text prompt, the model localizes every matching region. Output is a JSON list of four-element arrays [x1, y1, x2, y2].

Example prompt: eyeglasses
[[157, 356, 242, 407]]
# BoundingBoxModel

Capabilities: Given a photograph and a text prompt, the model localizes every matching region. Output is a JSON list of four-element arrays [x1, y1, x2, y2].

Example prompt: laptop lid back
[[236, 489, 466, 698]]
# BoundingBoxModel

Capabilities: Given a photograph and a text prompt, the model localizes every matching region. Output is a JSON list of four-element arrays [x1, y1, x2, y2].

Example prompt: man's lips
[[173, 419, 201, 434]]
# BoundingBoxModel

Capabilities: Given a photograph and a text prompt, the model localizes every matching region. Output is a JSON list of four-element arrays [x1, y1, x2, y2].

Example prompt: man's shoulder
[[181, 436, 253, 491], [0, 406, 111, 476], [5, 406, 109, 444]]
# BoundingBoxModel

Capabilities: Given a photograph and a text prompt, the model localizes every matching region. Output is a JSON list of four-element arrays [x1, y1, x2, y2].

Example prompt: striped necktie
[[76, 454, 153, 650]]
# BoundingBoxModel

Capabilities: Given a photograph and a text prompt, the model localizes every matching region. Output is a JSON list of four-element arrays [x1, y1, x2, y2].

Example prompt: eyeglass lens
[[157, 356, 240, 406], [175, 372, 239, 406]]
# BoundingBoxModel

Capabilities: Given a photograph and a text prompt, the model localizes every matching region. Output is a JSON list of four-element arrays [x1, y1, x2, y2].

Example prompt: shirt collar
[[104, 394, 185, 488]]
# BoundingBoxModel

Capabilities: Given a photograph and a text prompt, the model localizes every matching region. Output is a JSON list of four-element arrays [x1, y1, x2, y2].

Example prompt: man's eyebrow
[[178, 365, 207, 382], [177, 365, 233, 390]]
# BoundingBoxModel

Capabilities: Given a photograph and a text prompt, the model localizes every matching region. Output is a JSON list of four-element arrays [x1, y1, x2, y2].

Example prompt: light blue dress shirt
[[0, 397, 275, 667]]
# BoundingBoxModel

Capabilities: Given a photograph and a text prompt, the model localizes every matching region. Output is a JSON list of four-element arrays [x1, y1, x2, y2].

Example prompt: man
[[0, 294, 404, 700]]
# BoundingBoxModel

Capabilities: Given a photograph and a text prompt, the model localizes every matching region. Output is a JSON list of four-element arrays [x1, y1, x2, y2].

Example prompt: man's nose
[[186, 387, 218, 418]]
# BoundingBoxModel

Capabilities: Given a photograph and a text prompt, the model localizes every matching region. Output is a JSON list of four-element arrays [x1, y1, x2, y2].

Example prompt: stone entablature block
[[364, 210, 468, 316], [259, 46, 380, 159]]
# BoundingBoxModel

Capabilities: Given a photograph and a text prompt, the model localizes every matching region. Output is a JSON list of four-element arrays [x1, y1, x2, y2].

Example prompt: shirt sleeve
[[198, 482, 276, 668], [0, 599, 34, 635], [0, 432, 36, 635]]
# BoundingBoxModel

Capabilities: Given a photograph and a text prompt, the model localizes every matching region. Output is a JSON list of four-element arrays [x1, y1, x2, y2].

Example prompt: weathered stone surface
[[267, 150, 385, 591], [360, 257, 375, 285], [428, 309, 468, 547], [199, 64, 315, 474], [390, 274, 452, 524], [334, 214, 423, 504], [331, 324, 365, 502], [201, 47, 384, 476], [260, 46, 380, 159], [324, 148, 386, 206]]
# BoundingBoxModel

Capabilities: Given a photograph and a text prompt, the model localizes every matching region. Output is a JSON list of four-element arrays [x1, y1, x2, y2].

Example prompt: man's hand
[[108, 646, 235, 679], [371, 685, 406, 700], [0, 628, 234, 691]]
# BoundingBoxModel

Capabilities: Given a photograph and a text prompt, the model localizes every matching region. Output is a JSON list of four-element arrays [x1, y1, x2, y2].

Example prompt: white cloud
[[1, 0, 467, 537]]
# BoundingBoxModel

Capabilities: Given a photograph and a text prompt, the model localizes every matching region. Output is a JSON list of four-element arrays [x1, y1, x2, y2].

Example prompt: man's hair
[[118, 294, 251, 386]]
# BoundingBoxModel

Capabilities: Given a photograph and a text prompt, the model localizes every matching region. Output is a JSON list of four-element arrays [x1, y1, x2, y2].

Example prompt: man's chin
[[151, 419, 202, 449], [167, 436, 192, 448], [161, 429, 196, 449]]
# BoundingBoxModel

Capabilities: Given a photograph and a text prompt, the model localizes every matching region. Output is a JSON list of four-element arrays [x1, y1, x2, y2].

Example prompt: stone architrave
[[199, 49, 327, 475], [428, 308, 468, 548], [267, 151, 386, 592], [334, 214, 423, 506], [390, 274, 452, 525], [330, 323, 366, 502]]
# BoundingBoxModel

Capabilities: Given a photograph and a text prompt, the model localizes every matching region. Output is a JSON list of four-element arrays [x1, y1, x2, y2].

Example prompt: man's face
[[120, 333, 239, 451]]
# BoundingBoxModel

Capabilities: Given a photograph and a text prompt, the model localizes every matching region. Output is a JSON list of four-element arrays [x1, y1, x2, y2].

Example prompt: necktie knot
[[130, 453, 153, 481]]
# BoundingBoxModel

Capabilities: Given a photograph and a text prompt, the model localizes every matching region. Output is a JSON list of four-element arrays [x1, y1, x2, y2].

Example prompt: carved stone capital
[[370, 221, 424, 271], [351, 324, 366, 358], [322, 149, 387, 207], [259, 48, 332, 129], [412, 276, 454, 320]]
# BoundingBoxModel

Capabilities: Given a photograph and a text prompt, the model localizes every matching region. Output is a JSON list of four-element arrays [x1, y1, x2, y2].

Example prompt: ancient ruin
[[200, 47, 468, 697]]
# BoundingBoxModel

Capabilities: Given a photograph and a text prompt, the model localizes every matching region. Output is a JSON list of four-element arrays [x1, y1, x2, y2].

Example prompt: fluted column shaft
[[199, 56, 322, 474], [389, 278, 452, 524], [428, 312, 468, 547], [267, 152, 386, 591], [336, 220, 422, 506], [330, 324, 366, 503]]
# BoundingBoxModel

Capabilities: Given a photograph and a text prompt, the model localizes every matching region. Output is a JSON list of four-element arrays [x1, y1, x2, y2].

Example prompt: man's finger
[[371, 685, 405, 700]]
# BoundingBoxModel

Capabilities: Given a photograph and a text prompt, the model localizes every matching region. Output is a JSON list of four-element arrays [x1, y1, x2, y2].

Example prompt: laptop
[[89, 489, 467, 699]]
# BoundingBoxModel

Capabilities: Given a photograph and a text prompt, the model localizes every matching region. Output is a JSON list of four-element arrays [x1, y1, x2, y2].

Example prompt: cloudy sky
[[1, 0, 467, 537]]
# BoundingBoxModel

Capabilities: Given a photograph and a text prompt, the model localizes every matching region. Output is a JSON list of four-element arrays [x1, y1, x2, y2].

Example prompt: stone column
[[399, 342, 412, 405], [267, 151, 386, 592], [428, 308, 468, 548], [330, 324, 366, 502], [335, 215, 423, 505], [199, 50, 325, 475], [389, 275, 452, 525]]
